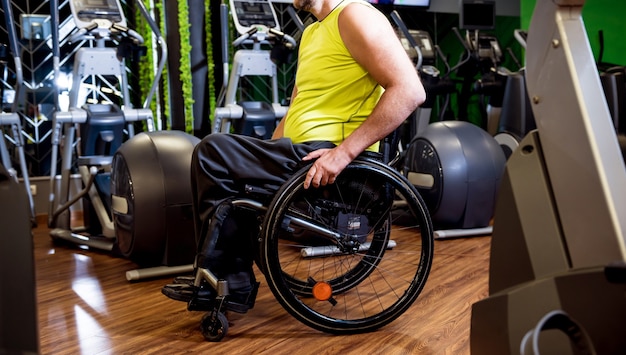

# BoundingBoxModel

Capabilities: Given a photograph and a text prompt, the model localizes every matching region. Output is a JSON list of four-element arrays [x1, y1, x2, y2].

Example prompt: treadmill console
[[69, 0, 126, 29], [230, 0, 280, 34], [398, 29, 435, 62]]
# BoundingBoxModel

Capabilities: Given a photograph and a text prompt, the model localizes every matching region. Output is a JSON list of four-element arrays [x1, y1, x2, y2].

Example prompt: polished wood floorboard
[[32, 218, 491, 354]]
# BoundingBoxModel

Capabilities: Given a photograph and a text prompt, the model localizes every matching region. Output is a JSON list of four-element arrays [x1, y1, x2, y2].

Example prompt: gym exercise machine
[[111, 130, 199, 279], [391, 11, 506, 239], [491, 30, 537, 160], [455, 0, 505, 129], [0, 0, 36, 225], [457, 3, 536, 160], [47, 0, 166, 252], [470, 0, 626, 353], [212, 0, 296, 138]]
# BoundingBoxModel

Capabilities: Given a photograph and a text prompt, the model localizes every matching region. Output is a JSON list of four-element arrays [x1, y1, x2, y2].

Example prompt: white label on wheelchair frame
[[347, 216, 361, 231]]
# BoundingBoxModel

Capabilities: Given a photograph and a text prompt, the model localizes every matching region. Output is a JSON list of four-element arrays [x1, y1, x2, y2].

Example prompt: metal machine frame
[[0, 0, 36, 224], [470, 0, 626, 353], [212, 0, 295, 135], [47, 0, 166, 250]]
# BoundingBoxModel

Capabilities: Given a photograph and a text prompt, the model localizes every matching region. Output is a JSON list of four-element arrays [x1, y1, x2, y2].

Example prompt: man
[[162, 0, 426, 312]]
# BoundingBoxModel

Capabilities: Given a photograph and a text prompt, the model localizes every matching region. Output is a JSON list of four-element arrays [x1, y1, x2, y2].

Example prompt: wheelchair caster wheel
[[200, 311, 229, 342]]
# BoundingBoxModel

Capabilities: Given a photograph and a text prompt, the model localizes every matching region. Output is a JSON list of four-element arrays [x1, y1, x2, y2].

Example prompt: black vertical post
[[164, 0, 185, 131], [189, 0, 208, 137]]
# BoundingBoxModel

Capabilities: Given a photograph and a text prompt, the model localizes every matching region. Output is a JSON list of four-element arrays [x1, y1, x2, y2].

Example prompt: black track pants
[[190, 133, 335, 287]]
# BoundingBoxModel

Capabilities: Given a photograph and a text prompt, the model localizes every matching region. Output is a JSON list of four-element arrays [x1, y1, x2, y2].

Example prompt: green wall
[[521, 0, 626, 66]]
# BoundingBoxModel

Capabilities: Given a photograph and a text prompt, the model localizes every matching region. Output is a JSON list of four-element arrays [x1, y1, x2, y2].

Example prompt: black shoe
[[162, 280, 261, 314], [161, 282, 214, 303], [171, 274, 195, 285], [224, 281, 260, 314]]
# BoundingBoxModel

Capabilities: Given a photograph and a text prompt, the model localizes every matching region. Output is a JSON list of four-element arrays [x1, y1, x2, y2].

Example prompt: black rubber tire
[[260, 156, 434, 334], [200, 311, 229, 342]]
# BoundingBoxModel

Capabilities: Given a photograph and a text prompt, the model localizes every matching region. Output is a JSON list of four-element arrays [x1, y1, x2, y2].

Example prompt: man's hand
[[302, 148, 352, 189]]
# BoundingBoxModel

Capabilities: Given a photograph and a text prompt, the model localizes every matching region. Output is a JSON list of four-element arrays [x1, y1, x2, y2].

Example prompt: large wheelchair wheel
[[260, 156, 434, 334]]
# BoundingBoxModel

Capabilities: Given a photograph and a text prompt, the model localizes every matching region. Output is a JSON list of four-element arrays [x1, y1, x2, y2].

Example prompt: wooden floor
[[31, 217, 491, 355]]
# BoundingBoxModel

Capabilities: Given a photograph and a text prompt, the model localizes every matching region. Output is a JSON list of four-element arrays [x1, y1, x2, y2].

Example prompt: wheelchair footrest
[[161, 281, 260, 314]]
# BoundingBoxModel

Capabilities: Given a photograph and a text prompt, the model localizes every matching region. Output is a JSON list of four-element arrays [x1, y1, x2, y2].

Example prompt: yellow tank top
[[283, 0, 383, 149]]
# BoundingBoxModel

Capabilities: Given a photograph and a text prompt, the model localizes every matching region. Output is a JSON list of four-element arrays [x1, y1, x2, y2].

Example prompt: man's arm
[[303, 2, 426, 188]]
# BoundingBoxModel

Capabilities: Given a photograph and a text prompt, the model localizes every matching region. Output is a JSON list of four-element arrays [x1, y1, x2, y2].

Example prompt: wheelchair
[[178, 1, 433, 340], [193, 140, 435, 341]]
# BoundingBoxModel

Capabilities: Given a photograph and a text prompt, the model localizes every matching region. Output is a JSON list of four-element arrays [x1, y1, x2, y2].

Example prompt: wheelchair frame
[[195, 153, 434, 341]]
